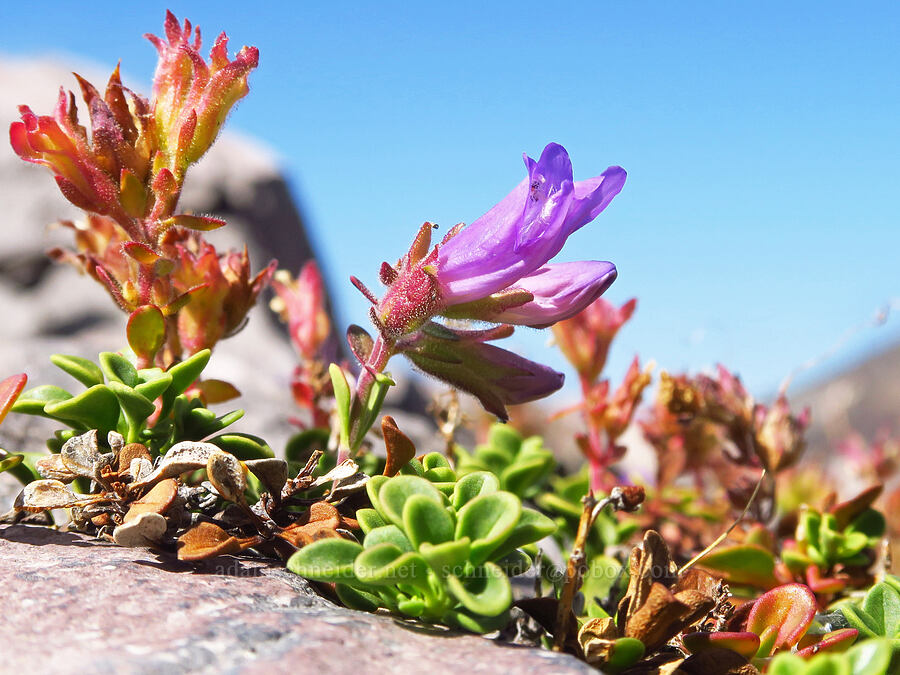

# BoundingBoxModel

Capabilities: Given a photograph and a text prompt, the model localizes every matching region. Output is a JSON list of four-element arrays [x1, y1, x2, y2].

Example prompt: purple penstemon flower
[[436, 142, 626, 313], [345, 142, 626, 445]]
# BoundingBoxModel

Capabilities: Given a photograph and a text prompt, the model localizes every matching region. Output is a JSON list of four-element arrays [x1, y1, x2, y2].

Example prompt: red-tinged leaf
[[0, 373, 27, 426], [189, 379, 241, 404], [346, 325, 374, 365], [830, 484, 883, 529], [682, 631, 761, 660], [407, 221, 434, 265], [127, 305, 166, 363], [122, 241, 163, 265], [796, 628, 858, 659], [746, 583, 816, 657], [805, 565, 846, 594], [119, 169, 148, 218], [161, 214, 227, 231], [381, 415, 417, 477]]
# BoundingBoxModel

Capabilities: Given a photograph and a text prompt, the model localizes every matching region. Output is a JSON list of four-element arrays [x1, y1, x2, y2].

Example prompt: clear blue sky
[[3, 1, 898, 398]]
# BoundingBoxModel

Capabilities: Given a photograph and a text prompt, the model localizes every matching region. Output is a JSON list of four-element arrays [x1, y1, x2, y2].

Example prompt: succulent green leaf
[[846, 509, 886, 540], [286, 538, 363, 581], [419, 538, 471, 577], [451, 471, 500, 510], [366, 474, 390, 517], [609, 638, 646, 669], [167, 349, 211, 396], [50, 355, 104, 388], [490, 507, 557, 559], [377, 475, 444, 528], [335, 583, 381, 612], [126, 305, 166, 363], [492, 549, 531, 576], [845, 638, 894, 675], [444, 608, 511, 634], [328, 363, 351, 449], [209, 433, 275, 460], [861, 583, 900, 637], [446, 561, 511, 616], [108, 380, 156, 423], [356, 508, 386, 534], [135, 371, 173, 401], [43, 384, 119, 431], [768, 654, 808, 675], [12, 385, 73, 416], [354, 543, 429, 589], [695, 543, 778, 588], [397, 597, 426, 617], [99, 352, 139, 387], [402, 494, 455, 549], [488, 424, 522, 456], [0, 454, 23, 473], [455, 491, 521, 565], [364, 524, 414, 552], [499, 456, 551, 496], [423, 466, 456, 483], [421, 452, 452, 471], [399, 458, 425, 476], [839, 602, 881, 639]]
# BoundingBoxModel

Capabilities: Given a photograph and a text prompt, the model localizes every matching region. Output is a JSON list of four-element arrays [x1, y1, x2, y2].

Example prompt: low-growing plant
[[287, 455, 557, 633]]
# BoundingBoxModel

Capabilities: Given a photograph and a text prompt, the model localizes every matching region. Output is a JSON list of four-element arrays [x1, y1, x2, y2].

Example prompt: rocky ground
[[0, 525, 592, 675]]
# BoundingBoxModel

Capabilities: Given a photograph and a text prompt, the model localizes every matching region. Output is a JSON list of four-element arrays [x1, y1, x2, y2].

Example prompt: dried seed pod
[[206, 451, 247, 504], [113, 512, 168, 547]]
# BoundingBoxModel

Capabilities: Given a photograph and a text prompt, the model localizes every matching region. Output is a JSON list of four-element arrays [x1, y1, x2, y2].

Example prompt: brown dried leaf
[[14, 479, 111, 512], [113, 512, 168, 547], [117, 442, 152, 473], [381, 415, 417, 476], [124, 478, 178, 523], [578, 617, 619, 667], [130, 441, 218, 490], [35, 454, 77, 482], [245, 458, 288, 497], [177, 521, 261, 561], [206, 451, 247, 503], [61, 429, 103, 478]]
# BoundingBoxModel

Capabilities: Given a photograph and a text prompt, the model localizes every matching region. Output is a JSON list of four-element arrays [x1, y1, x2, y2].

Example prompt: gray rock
[[0, 525, 592, 675]]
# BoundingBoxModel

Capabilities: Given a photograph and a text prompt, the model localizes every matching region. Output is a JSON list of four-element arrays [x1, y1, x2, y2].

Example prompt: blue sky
[[3, 1, 898, 398]]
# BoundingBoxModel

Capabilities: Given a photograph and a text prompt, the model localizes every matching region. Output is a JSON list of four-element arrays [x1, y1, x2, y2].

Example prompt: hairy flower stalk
[[338, 143, 626, 456]]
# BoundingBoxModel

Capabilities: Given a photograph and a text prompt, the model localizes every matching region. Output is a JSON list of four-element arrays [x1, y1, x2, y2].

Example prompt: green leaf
[[50, 355, 103, 388], [108, 380, 155, 423], [353, 543, 429, 589], [846, 508, 887, 540], [768, 654, 808, 675], [696, 543, 778, 588], [490, 507, 557, 560], [354, 371, 394, 451], [422, 452, 452, 471], [402, 494, 455, 549], [862, 583, 900, 637], [609, 638, 645, 669], [493, 549, 531, 576], [443, 607, 511, 634], [329, 363, 351, 449], [135, 371, 173, 401], [356, 508, 386, 534], [363, 525, 414, 552], [99, 352, 139, 387], [419, 538, 471, 577], [397, 597, 426, 617], [445, 561, 511, 616], [455, 491, 521, 565], [167, 349, 211, 396], [499, 456, 551, 497], [839, 602, 881, 639], [0, 454, 23, 473], [377, 475, 443, 528], [284, 427, 331, 465], [286, 538, 363, 581], [423, 467, 456, 483], [366, 474, 390, 517], [335, 583, 380, 612], [451, 471, 500, 510], [209, 433, 275, 460], [126, 305, 166, 362], [846, 638, 894, 675], [12, 385, 73, 416], [43, 384, 119, 431], [487, 424, 522, 456]]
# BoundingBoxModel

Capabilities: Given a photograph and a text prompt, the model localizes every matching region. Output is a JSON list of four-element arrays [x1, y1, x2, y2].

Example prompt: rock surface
[[0, 525, 592, 675]]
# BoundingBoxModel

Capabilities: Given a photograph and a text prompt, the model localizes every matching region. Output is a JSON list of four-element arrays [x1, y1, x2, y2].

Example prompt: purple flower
[[436, 143, 626, 307], [491, 261, 617, 329]]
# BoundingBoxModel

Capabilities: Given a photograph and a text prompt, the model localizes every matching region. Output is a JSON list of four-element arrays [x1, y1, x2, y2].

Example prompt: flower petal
[[564, 166, 627, 236], [437, 143, 575, 304], [493, 261, 617, 328]]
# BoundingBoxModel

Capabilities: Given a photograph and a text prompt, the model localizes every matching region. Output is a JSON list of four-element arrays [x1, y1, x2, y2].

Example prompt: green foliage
[[786, 507, 886, 575], [838, 576, 900, 646], [453, 423, 555, 499], [287, 456, 556, 633], [768, 638, 896, 675], [10, 350, 248, 457]]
